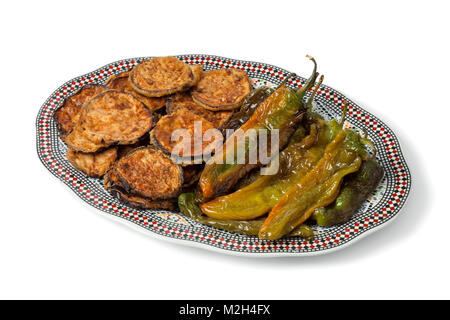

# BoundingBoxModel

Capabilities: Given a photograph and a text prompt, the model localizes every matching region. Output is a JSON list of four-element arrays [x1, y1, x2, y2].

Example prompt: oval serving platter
[[36, 54, 411, 256]]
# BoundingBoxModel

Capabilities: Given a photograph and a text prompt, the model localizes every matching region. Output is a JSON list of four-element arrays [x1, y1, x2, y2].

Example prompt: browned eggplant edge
[[113, 146, 184, 200]]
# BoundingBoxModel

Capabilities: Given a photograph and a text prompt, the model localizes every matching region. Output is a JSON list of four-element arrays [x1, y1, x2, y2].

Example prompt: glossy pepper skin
[[178, 193, 314, 239], [221, 86, 274, 132], [312, 159, 384, 226], [259, 129, 364, 240], [199, 58, 318, 200], [200, 120, 333, 220], [200, 111, 343, 220], [199, 86, 303, 199], [232, 125, 307, 191]]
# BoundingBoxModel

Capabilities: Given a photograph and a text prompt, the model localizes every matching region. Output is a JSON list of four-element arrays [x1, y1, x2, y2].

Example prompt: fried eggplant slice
[[190, 64, 203, 86], [53, 84, 108, 137], [150, 110, 220, 163], [182, 164, 203, 188], [114, 147, 183, 200], [166, 92, 232, 129], [65, 124, 110, 153], [66, 147, 117, 177], [104, 169, 176, 210], [192, 68, 252, 110], [117, 138, 148, 159], [129, 57, 195, 97], [65, 91, 153, 153], [106, 71, 166, 112]]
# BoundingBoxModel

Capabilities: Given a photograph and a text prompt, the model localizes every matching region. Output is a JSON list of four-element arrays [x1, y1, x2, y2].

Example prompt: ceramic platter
[[36, 55, 411, 256]]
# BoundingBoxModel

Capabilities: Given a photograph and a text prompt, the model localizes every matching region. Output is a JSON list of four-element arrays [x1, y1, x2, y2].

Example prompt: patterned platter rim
[[36, 54, 411, 257]]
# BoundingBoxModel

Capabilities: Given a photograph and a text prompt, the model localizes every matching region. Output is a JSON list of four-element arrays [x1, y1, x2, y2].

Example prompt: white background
[[0, 0, 449, 300]]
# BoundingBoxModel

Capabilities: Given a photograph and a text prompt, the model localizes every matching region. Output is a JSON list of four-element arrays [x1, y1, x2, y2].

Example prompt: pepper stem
[[362, 128, 368, 139], [306, 74, 324, 111], [275, 72, 296, 90], [296, 55, 318, 99], [360, 138, 377, 159], [339, 101, 348, 126]]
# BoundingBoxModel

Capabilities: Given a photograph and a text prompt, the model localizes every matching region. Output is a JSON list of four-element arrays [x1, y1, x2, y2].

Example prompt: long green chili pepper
[[179, 192, 265, 236], [200, 120, 339, 220], [312, 158, 384, 226], [221, 86, 274, 132], [222, 73, 297, 133], [232, 125, 307, 191], [288, 224, 315, 239], [259, 129, 364, 240], [199, 56, 319, 199], [178, 193, 314, 239]]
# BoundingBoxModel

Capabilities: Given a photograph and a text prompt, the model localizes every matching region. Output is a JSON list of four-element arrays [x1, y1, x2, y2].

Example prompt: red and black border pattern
[[36, 55, 411, 256]]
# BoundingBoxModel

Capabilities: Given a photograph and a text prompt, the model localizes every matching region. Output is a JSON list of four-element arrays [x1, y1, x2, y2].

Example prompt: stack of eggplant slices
[[54, 56, 252, 210]]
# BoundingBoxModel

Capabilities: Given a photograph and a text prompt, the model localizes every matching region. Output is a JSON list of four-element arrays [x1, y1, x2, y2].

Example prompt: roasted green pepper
[[221, 75, 297, 132], [199, 57, 319, 199], [178, 193, 314, 239], [221, 86, 274, 132], [312, 158, 384, 226], [199, 105, 346, 221], [288, 224, 315, 239], [200, 121, 329, 220], [259, 129, 364, 240], [232, 125, 307, 191]]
